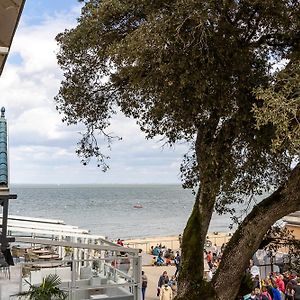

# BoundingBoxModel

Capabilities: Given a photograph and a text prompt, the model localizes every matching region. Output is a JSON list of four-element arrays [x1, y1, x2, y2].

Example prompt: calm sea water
[[9, 184, 233, 239]]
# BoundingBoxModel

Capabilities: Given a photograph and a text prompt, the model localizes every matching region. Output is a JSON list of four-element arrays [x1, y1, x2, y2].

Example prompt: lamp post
[[267, 250, 276, 274]]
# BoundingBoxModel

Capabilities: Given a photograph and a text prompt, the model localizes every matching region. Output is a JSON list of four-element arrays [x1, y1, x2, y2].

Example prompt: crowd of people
[[141, 269, 178, 300], [204, 243, 300, 300], [204, 243, 224, 280], [140, 243, 182, 300], [140, 237, 300, 300], [150, 244, 181, 268], [243, 272, 300, 300], [142, 266, 300, 300], [155, 250, 181, 299], [157, 270, 178, 300]]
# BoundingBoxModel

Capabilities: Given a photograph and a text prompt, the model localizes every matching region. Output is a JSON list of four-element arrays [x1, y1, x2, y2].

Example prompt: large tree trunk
[[176, 187, 216, 299], [176, 127, 222, 300], [176, 163, 300, 300], [213, 162, 300, 300]]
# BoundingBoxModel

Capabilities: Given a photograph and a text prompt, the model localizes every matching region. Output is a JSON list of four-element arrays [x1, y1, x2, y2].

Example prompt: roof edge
[[0, 0, 26, 76]]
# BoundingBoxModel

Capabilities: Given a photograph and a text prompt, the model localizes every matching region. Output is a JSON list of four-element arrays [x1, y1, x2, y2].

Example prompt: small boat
[[133, 203, 143, 209]]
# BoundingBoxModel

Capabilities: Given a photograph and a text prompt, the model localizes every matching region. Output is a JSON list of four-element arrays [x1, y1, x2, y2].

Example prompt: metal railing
[[10, 236, 142, 300]]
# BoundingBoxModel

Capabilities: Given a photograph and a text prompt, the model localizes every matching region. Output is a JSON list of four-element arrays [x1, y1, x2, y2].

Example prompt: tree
[[55, 1, 300, 299], [17, 274, 67, 300], [253, 58, 300, 155]]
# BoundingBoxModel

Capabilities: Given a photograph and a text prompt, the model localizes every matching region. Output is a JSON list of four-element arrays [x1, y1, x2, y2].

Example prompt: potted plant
[[64, 246, 73, 257], [17, 274, 67, 300]]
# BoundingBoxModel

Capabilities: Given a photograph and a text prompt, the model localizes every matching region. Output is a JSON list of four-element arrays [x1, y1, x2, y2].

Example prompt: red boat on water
[[133, 203, 143, 208]]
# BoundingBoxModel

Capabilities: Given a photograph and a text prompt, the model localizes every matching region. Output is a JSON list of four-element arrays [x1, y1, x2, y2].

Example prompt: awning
[[0, 0, 26, 76]]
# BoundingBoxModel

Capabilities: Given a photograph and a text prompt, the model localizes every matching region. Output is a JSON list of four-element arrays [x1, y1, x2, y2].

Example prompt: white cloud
[[0, 4, 188, 184], [12, 108, 58, 138]]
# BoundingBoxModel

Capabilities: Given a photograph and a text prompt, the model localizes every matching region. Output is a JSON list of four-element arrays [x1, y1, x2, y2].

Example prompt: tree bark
[[176, 163, 300, 300], [176, 187, 216, 299], [176, 128, 222, 300], [213, 163, 300, 300]]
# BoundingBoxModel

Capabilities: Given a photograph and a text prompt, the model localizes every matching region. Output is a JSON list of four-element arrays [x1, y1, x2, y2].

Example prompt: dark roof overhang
[[0, 0, 26, 76]]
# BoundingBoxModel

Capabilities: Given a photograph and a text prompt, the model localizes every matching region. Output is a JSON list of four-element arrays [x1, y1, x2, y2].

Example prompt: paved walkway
[[142, 265, 176, 300], [0, 265, 21, 300]]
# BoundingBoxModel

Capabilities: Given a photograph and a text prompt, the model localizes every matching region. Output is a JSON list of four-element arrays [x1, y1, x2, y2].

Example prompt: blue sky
[[0, 0, 188, 184]]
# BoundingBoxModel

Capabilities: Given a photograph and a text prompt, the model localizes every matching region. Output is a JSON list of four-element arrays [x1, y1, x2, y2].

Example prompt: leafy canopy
[[254, 58, 300, 156], [56, 0, 300, 210]]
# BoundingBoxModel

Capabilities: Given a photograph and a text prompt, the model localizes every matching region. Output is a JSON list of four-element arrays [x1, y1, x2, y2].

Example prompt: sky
[[0, 0, 188, 185]]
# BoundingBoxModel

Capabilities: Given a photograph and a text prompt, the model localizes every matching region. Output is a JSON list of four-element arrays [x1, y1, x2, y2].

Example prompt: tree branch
[[213, 162, 300, 300]]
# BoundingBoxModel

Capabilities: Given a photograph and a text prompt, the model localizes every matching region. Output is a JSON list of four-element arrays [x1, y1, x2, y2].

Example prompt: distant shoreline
[[10, 183, 185, 187]]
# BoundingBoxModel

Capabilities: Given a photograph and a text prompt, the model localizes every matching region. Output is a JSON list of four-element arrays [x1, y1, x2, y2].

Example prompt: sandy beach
[[124, 232, 232, 300], [124, 231, 232, 254]]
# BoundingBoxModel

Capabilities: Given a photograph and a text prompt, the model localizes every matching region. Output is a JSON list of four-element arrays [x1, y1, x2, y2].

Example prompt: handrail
[[15, 236, 140, 254]]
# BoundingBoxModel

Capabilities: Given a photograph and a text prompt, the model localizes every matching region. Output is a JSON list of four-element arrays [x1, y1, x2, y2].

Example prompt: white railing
[[11, 236, 142, 300]]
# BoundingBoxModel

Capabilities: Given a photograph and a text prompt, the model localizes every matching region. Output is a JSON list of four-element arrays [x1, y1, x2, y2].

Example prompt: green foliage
[[291, 259, 300, 274], [64, 246, 73, 255], [18, 274, 67, 300], [56, 1, 299, 212], [254, 58, 300, 155]]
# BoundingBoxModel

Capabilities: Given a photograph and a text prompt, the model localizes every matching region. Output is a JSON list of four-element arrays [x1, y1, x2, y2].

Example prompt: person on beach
[[158, 271, 169, 296], [141, 270, 147, 300], [212, 243, 218, 258], [260, 286, 272, 300], [293, 278, 300, 300], [165, 256, 172, 266], [245, 290, 260, 300], [206, 250, 213, 270], [117, 238, 124, 246], [174, 251, 181, 277], [178, 234, 182, 248], [221, 243, 226, 253], [168, 275, 177, 297], [153, 245, 161, 256], [271, 284, 282, 300], [252, 275, 260, 289], [285, 282, 295, 300], [159, 279, 173, 300], [276, 274, 285, 294], [152, 256, 157, 266], [264, 278, 274, 299], [157, 254, 165, 266]]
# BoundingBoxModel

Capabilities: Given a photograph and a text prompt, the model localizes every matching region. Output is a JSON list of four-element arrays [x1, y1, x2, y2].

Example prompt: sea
[[8, 184, 237, 240]]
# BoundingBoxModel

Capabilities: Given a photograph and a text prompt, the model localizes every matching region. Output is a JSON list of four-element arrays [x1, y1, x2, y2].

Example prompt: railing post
[[132, 253, 142, 300], [69, 258, 77, 300]]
